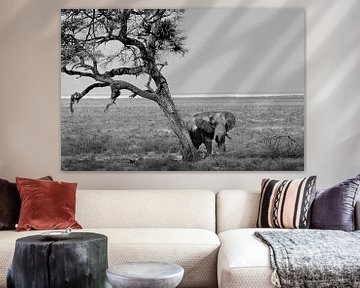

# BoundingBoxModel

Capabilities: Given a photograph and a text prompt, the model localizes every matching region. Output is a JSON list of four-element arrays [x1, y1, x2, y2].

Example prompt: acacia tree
[[61, 9, 199, 161]]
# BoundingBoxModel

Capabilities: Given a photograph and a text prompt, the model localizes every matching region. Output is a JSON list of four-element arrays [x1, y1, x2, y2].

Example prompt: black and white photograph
[[61, 8, 305, 171]]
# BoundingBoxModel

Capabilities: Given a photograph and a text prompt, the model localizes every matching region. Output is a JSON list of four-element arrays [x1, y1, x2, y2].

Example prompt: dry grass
[[61, 95, 304, 171]]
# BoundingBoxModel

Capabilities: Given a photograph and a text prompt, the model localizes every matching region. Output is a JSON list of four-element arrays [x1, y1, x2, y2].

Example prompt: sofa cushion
[[217, 228, 277, 288], [257, 177, 317, 229], [76, 190, 216, 231], [16, 177, 82, 231], [103, 228, 219, 288], [0, 228, 220, 288], [311, 174, 360, 231], [216, 190, 260, 233]]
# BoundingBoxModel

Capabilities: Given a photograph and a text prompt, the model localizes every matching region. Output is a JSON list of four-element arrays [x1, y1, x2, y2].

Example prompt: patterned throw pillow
[[257, 176, 317, 229]]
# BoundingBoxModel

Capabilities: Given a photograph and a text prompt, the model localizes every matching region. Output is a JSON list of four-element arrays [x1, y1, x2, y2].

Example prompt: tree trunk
[[7, 232, 108, 288], [156, 91, 200, 161]]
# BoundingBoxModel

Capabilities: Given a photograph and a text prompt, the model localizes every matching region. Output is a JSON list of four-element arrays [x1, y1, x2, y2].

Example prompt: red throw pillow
[[0, 176, 53, 230], [16, 177, 82, 231]]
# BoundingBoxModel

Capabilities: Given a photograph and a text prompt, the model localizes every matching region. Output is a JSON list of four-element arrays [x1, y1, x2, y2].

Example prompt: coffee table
[[106, 262, 184, 288]]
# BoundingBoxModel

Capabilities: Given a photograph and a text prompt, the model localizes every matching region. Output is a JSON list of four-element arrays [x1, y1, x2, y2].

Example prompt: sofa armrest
[[356, 200, 360, 230]]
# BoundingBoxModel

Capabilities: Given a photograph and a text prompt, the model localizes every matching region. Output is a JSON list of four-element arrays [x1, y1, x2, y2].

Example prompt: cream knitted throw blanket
[[255, 230, 360, 288]]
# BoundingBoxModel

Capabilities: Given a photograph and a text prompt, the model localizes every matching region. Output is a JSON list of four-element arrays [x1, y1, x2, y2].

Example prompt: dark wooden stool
[[7, 232, 108, 288]]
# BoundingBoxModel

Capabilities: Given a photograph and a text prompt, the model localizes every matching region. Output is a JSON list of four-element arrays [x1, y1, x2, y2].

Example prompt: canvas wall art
[[61, 8, 304, 171]]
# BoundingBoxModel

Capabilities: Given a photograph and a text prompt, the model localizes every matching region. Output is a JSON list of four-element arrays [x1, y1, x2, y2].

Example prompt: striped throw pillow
[[257, 176, 317, 229]]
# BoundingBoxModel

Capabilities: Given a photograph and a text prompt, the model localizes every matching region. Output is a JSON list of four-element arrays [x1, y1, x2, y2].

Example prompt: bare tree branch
[[111, 79, 157, 101], [104, 84, 120, 112], [70, 82, 109, 112], [62, 65, 97, 80], [117, 10, 151, 62], [103, 65, 147, 77]]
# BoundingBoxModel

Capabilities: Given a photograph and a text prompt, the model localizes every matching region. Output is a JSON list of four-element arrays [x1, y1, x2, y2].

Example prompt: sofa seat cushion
[[0, 228, 219, 288], [218, 228, 281, 288], [101, 228, 220, 288]]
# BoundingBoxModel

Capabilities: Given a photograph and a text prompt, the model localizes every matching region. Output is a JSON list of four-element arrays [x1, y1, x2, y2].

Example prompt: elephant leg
[[204, 139, 213, 156], [189, 129, 202, 150]]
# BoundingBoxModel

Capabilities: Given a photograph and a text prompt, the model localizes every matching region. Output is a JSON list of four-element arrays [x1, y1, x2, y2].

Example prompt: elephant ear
[[224, 112, 236, 131], [195, 117, 214, 134]]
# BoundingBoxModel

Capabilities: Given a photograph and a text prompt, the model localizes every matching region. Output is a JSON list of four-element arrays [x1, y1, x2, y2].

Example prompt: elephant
[[186, 111, 236, 157]]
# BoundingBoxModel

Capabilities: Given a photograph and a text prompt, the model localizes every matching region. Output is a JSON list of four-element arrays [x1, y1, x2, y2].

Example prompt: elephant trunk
[[214, 124, 227, 152], [215, 134, 226, 152]]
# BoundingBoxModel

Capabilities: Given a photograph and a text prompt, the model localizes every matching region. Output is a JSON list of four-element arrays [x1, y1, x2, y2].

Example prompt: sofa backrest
[[217, 190, 360, 232], [76, 190, 216, 231], [216, 190, 260, 233]]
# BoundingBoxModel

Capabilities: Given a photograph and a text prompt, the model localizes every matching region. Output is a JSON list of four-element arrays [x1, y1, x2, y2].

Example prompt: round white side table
[[106, 262, 184, 288]]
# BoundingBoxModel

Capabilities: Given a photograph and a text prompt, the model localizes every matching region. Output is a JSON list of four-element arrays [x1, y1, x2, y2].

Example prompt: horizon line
[[61, 92, 304, 99]]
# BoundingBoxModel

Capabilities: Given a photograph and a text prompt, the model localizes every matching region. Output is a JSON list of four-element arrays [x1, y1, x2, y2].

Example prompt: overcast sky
[[61, 8, 304, 96]]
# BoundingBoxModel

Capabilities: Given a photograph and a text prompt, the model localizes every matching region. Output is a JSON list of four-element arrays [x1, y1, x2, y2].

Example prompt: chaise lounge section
[[216, 189, 360, 288]]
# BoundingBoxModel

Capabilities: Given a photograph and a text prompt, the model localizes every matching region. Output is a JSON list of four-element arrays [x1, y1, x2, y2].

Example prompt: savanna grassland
[[61, 95, 304, 171]]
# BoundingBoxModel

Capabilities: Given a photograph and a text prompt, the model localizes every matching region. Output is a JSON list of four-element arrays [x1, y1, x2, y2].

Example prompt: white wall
[[0, 0, 359, 190]]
